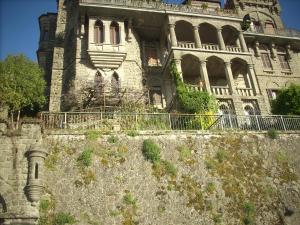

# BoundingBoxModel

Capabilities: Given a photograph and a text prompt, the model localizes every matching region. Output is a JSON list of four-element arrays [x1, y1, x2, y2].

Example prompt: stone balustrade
[[236, 87, 254, 96], [79, 0, 238, 17], [211, 86, 231, 96], [178, 42, 196, 49], [186, 84, 203, 92]]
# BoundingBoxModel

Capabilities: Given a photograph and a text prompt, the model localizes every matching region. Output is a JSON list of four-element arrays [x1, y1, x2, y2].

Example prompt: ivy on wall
[[170, 60, 218, 114]]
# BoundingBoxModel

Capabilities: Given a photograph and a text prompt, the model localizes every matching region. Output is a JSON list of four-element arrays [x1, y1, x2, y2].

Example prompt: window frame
[[94, 20, 104, 44]]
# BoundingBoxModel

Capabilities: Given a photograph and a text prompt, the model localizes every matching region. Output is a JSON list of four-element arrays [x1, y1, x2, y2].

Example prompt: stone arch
[[181, 54, 201, 86], [247, 11, 277, 33], [266, 81, 280, 89], [206, 56, 227, 86], [231, 58, 251, 88], [175, 20, 194, 43], [221, 25, 239, 46], [94, 19, 104, 43], [110, 21, 120, 45], [198, 23, 218, 45]]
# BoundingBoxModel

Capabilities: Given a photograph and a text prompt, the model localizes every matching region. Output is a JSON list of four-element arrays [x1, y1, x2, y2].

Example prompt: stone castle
[[37, 0, 300, 115]]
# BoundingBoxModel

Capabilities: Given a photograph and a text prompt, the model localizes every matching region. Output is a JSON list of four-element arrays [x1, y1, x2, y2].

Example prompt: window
[[43, 30, 49, 41], [111, 73, 120, 96], [110, 22, 120, 45], [261, 53, 272, 70], [94, 20, 104, 44], [267, 89, 279, 101], [145, 47, 158, 66], [265, 20, 275, 34], [278, 54, 290, 70]]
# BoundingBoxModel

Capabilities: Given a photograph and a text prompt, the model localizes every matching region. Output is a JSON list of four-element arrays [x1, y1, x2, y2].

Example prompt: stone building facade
[[37, 0, 300, 115]]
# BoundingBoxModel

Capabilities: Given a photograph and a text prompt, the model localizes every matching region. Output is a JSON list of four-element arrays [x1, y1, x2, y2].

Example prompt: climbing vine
[[170, 60, 217, 114]]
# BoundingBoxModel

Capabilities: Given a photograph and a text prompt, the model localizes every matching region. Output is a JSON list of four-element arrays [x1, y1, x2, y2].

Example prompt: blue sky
[[0, 0, 300, 61]]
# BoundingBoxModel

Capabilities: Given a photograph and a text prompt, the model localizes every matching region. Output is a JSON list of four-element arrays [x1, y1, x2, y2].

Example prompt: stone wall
[[40, 131, 300, 225]]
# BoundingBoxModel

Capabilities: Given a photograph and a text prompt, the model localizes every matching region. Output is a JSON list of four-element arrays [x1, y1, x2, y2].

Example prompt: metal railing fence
[[41, 112, 300, 131]]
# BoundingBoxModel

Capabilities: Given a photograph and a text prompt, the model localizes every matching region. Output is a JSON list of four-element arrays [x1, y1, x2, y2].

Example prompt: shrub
[[107, 135, 118, 144], [216, 149, 226, 163], [206, 182, 215, 193], [162, 160, 177, 177], [53, 212, 76, 225], [271, 84, 300, 115], [243, 202, 255, 225], [77, 148, 93, 167], [178, 145, 192, 161], [267, 128, 278, 139], [86, 130, 100, 140], [142, 139, 161, 163], [39, 199, 51, 212], [123, 193, 137, 206], [126, 130, 139, 137]]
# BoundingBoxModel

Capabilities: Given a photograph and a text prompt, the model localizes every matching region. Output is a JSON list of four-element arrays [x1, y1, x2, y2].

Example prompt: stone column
[[200, 60, 211, 93], [235, 38, 241, 48], [270, 42, 277, 60], [169, 24, 177, 47], [127, 18, 133, 42], [174, 58, 183, 80], [247, 63, 260, 95], [254, 41, 260, 57], [224, 61, 236, 94], [238, 31, 248, 52], [217, 28, 226, 50], [193, 26, 202, 48], [103, 20, 111, 44]]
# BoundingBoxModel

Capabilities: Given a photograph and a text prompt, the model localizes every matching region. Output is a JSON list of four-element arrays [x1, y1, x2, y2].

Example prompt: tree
[[0, 54, 46, 128], [271, 84, 300, 115]]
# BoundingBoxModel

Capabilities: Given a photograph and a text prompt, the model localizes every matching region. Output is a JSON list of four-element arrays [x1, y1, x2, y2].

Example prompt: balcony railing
[[41, 112, 300, 131], [79, 0, 237, 17], [225, 45, 242, 52], [236, 87, 254, 97], [178, 41, 196, 49], [246, 28, 300, 39], [202, 43, 220, 51], [186, 84, 203, 92], [211, 86, 230, 96]]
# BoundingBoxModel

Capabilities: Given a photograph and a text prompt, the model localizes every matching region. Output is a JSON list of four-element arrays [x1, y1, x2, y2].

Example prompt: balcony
[[236, 87, 254, 97], [79, 0, 237, 17], [177, 42, 243, 53]]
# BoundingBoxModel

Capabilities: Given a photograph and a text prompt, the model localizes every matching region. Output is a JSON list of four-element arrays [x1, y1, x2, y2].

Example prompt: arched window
[[265, 20, 275, 34], [110, 22, 120, 45], [111, 73, 120, 95], [94, 71, 104, 99], [94, 20, 104, 44]]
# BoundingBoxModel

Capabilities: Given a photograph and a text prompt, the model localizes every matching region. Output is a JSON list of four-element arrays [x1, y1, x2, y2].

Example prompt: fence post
[[255, 115, 261, 130], [229, 114, 233, 129], [168, 114, 172, 130], [64, 112, 67, 129], [281, 116, 287, 131]]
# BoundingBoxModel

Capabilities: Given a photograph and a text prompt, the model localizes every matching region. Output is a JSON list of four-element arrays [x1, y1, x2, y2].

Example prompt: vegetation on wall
[[170, 60, 217, 114], [0, 54, 46, 128], [271, 84, 300, 115]]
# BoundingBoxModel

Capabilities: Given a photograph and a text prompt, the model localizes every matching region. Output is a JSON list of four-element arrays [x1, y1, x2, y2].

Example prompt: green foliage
[[206, 182, 215, 193], [267, 128, 278, 139], [53, 212, 76, 225], [142, 139, 161, 163], [39, 199, 51, 212], [243, 202, 255, 225], [126, 130, 139, 137], [77, 148, 93, 167], [213, 214, 222, 224], [162, 160, 177, 176], [178, 145, 192, 161], [271, 84, 300, 115], [215, 149, 226, 163], [0, 54, 46, 116], [107, 135, 118, 144], [123, 193, 137, 206], [170, 60, 217, 114], [86, 130, 101, 140]]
